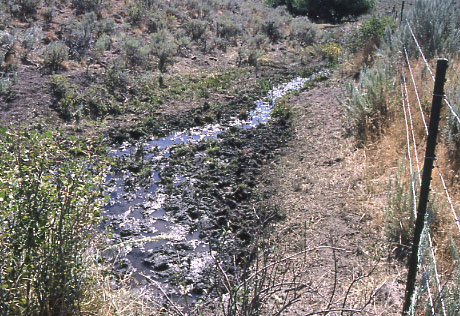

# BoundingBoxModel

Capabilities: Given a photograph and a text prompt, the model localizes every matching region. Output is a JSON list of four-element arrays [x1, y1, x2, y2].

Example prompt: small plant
[[22, 26, 43, 60], [216, 15, 243, 45], [121, 35, 150, 68], [0, 73, 16, 101], [384, 163, 416, 248], [289, 17, 317, 46], [343, 60, 393, 142], [43, 41, 69, 71], [66, 12, 97, 60], [71, 0, 104, 14], [145, 10, 166, 33], [316, 42, 342, 64], [150, 30, 177, 74], [186, 19, 208, 42], [94, 33, 111, 53]]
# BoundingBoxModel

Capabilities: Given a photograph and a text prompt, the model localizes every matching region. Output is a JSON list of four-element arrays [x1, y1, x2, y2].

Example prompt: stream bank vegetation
[[344, 0, 460, 313]]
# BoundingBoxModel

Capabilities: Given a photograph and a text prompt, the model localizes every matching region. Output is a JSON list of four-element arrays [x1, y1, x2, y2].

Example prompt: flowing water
[[102, 70, 329, 298]]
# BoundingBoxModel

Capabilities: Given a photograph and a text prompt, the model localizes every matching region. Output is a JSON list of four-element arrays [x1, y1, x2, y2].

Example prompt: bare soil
[[258, 80, 406, 315]]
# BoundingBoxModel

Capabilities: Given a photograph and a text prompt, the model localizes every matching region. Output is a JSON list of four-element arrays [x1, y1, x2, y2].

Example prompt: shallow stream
[[102, 70, 329, 299]]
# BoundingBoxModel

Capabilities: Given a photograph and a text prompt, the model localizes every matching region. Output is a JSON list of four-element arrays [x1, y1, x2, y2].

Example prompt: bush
[[71, 0, 104, 14], [66, 12, 97, 59], [186, 19, 208, 42], [384, 163, 416, 247], [43, 41, 69, 71], [267, 0, 375, 23], [344, 61, 393, 142], [289, 17, 317, 46], [259, 17, 284, 43], [22, 26, 43, 59], [0, 30, 15, 70], [0, 73, 16, 101], [216, 15, 243, 44], [399, 0, 460, 59], [121, 35, 150, 68], [0, 127, 106, 315], [150, 30, 177, 73]]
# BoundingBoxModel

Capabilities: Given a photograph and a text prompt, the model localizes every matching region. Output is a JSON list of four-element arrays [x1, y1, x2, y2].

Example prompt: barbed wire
[[404, 46, 429, 136], [402, 66, 423, 183], [433, 158, 460, 234], [406, 20, 460, 126], [401, 67, 448, 316]]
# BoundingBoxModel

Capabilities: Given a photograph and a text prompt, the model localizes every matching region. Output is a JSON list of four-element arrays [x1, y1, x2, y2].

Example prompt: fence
[[395, 18, 460, 315]]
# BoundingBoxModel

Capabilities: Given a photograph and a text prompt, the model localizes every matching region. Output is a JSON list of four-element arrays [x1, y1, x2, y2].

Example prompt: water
[[102, 70, 329, 297]]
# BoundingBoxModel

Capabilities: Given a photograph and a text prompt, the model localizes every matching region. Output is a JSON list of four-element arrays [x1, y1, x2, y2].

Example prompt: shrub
[[0, 30, 15, 70], [145, 10, 166, 33], [43, 41, 69, 71], [289, 17, 317, 46], [94, 33, 111, 53], [267, 0, 375, 23], [384, 163, 416, 247], [0, 127, 106, 316], [96, 18, 115, 35], [42, 5, 55, 23], [186, 19, 208, 42], [71, 0, 104, 14], [150, 30, 177, 73], [22, 26, 43, 59], [216, 15, 243, 44], [259, 17, 284, 43], [0, 73, 16, 101], [66, 12, 97, 59], [399, 0, 460, 59], [344, 60, 393, 142], [121, 35, 150, 68]]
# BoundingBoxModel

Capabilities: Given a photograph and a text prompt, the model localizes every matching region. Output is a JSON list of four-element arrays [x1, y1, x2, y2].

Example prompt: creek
[[101, 70, 329, 300]]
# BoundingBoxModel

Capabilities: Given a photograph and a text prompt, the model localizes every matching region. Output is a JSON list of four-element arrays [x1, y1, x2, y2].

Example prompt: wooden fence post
[[402, 59, 448, 315]]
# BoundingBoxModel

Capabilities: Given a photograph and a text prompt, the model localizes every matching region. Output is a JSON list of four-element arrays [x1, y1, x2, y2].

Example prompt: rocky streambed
[[101, 70, 329, 302]]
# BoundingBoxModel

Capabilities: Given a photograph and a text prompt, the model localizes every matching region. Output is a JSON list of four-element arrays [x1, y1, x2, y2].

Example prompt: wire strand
[[406, 20, 460, 125], [404, 46, 429, 136]]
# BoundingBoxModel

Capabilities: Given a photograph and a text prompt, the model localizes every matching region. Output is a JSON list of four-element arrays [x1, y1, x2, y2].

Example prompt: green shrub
[[399, 0, 460, 59], [145, 10, 165, 33], [344, 61, 393, 142], [216, 15, 243, 44], [384, 163, 416, 247], [150, 30, 177, 73], [94, 33, 111, 53], [22, 26, 43, 59], [259, 17, 284, 43], [0, 127, 106, 315], [43, 41, 69, 71], [267, 0, 375, 23], [0, 73, 16, 101], [0, 30, 15, 70], [66, 12, 97, 59], [348, 15, 395, 52], [186, 19, 208, 42], [121, 35, 150, 68], [71, 0, 104, 14], [289, 17, 317, 46]]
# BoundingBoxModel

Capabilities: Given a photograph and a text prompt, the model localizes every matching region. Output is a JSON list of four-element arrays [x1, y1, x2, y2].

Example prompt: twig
[[303, 308, 366, 316], [140, 272, 186, 316]]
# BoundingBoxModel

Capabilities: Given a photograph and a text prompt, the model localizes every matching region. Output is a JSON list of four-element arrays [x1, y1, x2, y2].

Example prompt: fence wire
[[400, 23, 460, 314], [406, 20, 460, 126]]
